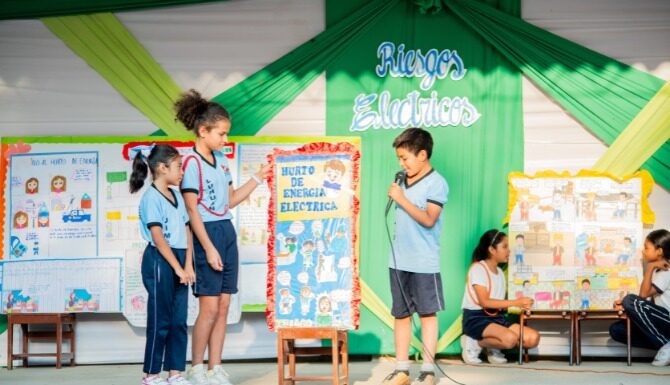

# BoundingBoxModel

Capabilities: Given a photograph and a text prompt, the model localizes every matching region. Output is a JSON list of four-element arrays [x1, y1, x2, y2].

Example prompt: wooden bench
[[6, 313, 76, 369], [277, 327, 348, 385], [575, 309, 631, 366], [518, 309, 574, 365]]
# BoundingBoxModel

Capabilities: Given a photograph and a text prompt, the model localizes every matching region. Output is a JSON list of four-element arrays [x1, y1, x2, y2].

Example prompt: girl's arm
[[183, 192, 223, 271], [149, 226, 187, 283], [229, 164, 271, 209], [473, 284, 533, 309], [639, 260, 670, 298], [183, 223, 195, 284]]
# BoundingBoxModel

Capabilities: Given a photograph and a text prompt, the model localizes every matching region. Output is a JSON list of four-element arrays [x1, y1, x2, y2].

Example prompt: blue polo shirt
[[139, 185, 190, 249], [390, 169, 448, 273], [181, 147, 233, 222]]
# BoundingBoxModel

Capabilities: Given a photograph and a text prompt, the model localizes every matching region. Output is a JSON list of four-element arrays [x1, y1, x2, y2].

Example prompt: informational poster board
[[1, 136, 357, 327], [266, 142, 361, 330], [505, 170, 654, 310]]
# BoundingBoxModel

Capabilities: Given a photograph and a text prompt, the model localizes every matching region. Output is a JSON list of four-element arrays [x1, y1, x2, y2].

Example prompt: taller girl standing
[[130, 144, 195, 385], [175, 90, 270, 385]]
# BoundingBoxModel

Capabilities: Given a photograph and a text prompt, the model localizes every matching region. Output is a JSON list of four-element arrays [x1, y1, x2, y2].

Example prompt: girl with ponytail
[[460, 229, 540, 364]]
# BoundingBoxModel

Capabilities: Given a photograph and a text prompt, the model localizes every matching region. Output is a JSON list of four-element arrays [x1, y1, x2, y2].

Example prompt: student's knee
[[199, 303, 220, 322], [501, 332, 519, 349], [219, 294, 231, 308], [524, 329, 540, 348], [622, 294, 639, 312]]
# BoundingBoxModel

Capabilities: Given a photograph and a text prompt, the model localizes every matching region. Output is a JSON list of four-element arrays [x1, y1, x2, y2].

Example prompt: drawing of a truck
[[62, 209, 91, 223]]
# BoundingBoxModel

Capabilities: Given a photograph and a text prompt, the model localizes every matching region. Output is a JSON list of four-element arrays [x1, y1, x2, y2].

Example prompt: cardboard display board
[[266, 142, 361, 330], [1, 136, 357, 328], [505, 170, 654, 311]]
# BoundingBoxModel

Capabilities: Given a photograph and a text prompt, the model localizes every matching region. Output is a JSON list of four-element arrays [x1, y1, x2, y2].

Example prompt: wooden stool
[[518, 310, 574, 365], [575, 309, 631, 366], [7, 313, 76, 369], [277, 327, 348, 385]]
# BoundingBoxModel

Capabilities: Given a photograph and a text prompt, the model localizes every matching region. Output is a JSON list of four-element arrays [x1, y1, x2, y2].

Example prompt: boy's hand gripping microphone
[[385, 170, 406, 214]]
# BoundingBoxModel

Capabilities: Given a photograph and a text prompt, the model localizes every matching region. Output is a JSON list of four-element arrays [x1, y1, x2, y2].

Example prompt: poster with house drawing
[[506, 170, 653, 310]]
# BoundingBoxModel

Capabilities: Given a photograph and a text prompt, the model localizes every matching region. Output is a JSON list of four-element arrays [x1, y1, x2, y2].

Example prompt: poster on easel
[[505, 170, 654, 311], [266, 142, 361, 331]]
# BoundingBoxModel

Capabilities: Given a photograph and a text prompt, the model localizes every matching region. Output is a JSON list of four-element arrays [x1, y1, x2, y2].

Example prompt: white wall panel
[[522, 0, 670, 358], [0, 0, 325, 138]]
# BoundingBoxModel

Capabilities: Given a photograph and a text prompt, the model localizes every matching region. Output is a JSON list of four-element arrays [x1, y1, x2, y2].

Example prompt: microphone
[[385, 170, 406, 214]]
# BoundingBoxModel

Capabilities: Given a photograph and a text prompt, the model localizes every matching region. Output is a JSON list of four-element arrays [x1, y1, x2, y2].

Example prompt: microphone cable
[[385, 195, 466, 385]]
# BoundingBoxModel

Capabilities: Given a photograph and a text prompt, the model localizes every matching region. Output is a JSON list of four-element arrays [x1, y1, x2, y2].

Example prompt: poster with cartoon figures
[[8, 152, 98, 260], [505, 170, 654, 310], [267, 142, 360, 330], [1, 258, 121, 314], [1, 137, 359, 318]]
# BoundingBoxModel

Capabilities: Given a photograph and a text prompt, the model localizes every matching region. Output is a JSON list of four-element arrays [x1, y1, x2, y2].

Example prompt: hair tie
[[131, 143, 156, 161], [489, 230, 501, 247]]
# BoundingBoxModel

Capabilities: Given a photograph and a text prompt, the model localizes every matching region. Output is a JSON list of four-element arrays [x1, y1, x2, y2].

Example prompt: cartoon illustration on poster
[[267, 142, 360, 330], [506, 171, 652, 310]]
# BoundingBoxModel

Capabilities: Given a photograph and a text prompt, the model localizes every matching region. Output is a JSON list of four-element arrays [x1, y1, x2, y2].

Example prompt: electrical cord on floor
[[385, 204, 466, 385]]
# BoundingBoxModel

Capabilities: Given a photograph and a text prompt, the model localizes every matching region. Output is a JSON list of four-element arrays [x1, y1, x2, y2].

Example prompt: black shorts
[[462, 309, 511, 340], [389, 268, 445, 318], [192, 220, 239, 296]]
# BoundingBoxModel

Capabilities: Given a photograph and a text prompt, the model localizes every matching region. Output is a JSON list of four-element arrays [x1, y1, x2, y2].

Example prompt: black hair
[[646, 229, 670, 262], [516, 234, 525, 240], [581, 279, 591, 286], [522, 280, 530, 286], [392, 127, 433, 159], [472, 229, 507, 262], [174, 89, 230, 133], [129, 144, 180, 193]]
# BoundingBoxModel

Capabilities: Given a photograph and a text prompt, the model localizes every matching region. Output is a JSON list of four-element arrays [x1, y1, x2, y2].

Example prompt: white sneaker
[[651, 342, 670, 367], [187, 364, 213, 385], [461, 334, 482, 364], [208, 365, 233, 385], [167, 375, 193, 385], [487, 348, 508, 364], [143, 376, 169, 385]]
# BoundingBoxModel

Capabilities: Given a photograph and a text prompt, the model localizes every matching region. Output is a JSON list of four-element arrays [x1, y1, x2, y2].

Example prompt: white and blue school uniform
[[389, 169, 448, 317], [610, 269, 670, 349], [138, 185, 190, 374], [461, 261, 511, 340], [181, 147, 239, 296]]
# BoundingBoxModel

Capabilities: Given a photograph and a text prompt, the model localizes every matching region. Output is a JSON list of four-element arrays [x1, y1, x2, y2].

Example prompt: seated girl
[[609, 229, 670, 366], [461, 229, 540, 364]]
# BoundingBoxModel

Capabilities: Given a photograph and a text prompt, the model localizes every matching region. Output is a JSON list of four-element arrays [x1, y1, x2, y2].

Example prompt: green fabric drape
[[443, 0, 670, 190], [1, 0, 222, 20], [326, 0, 523, 354], [594, 80, 670, 178], [211, 0, 398, 136], [43, 13, 185, 136]]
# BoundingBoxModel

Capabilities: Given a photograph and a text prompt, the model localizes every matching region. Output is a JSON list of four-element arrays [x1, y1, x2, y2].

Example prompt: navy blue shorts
[[462, 309, 511, 340], [389, 268, 445, 318], [192, 220, 239, 296]]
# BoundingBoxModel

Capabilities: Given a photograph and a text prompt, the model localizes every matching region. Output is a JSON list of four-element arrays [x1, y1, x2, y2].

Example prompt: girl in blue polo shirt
[[130, 144, 195, 385], [174, 90, 270, 385]]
